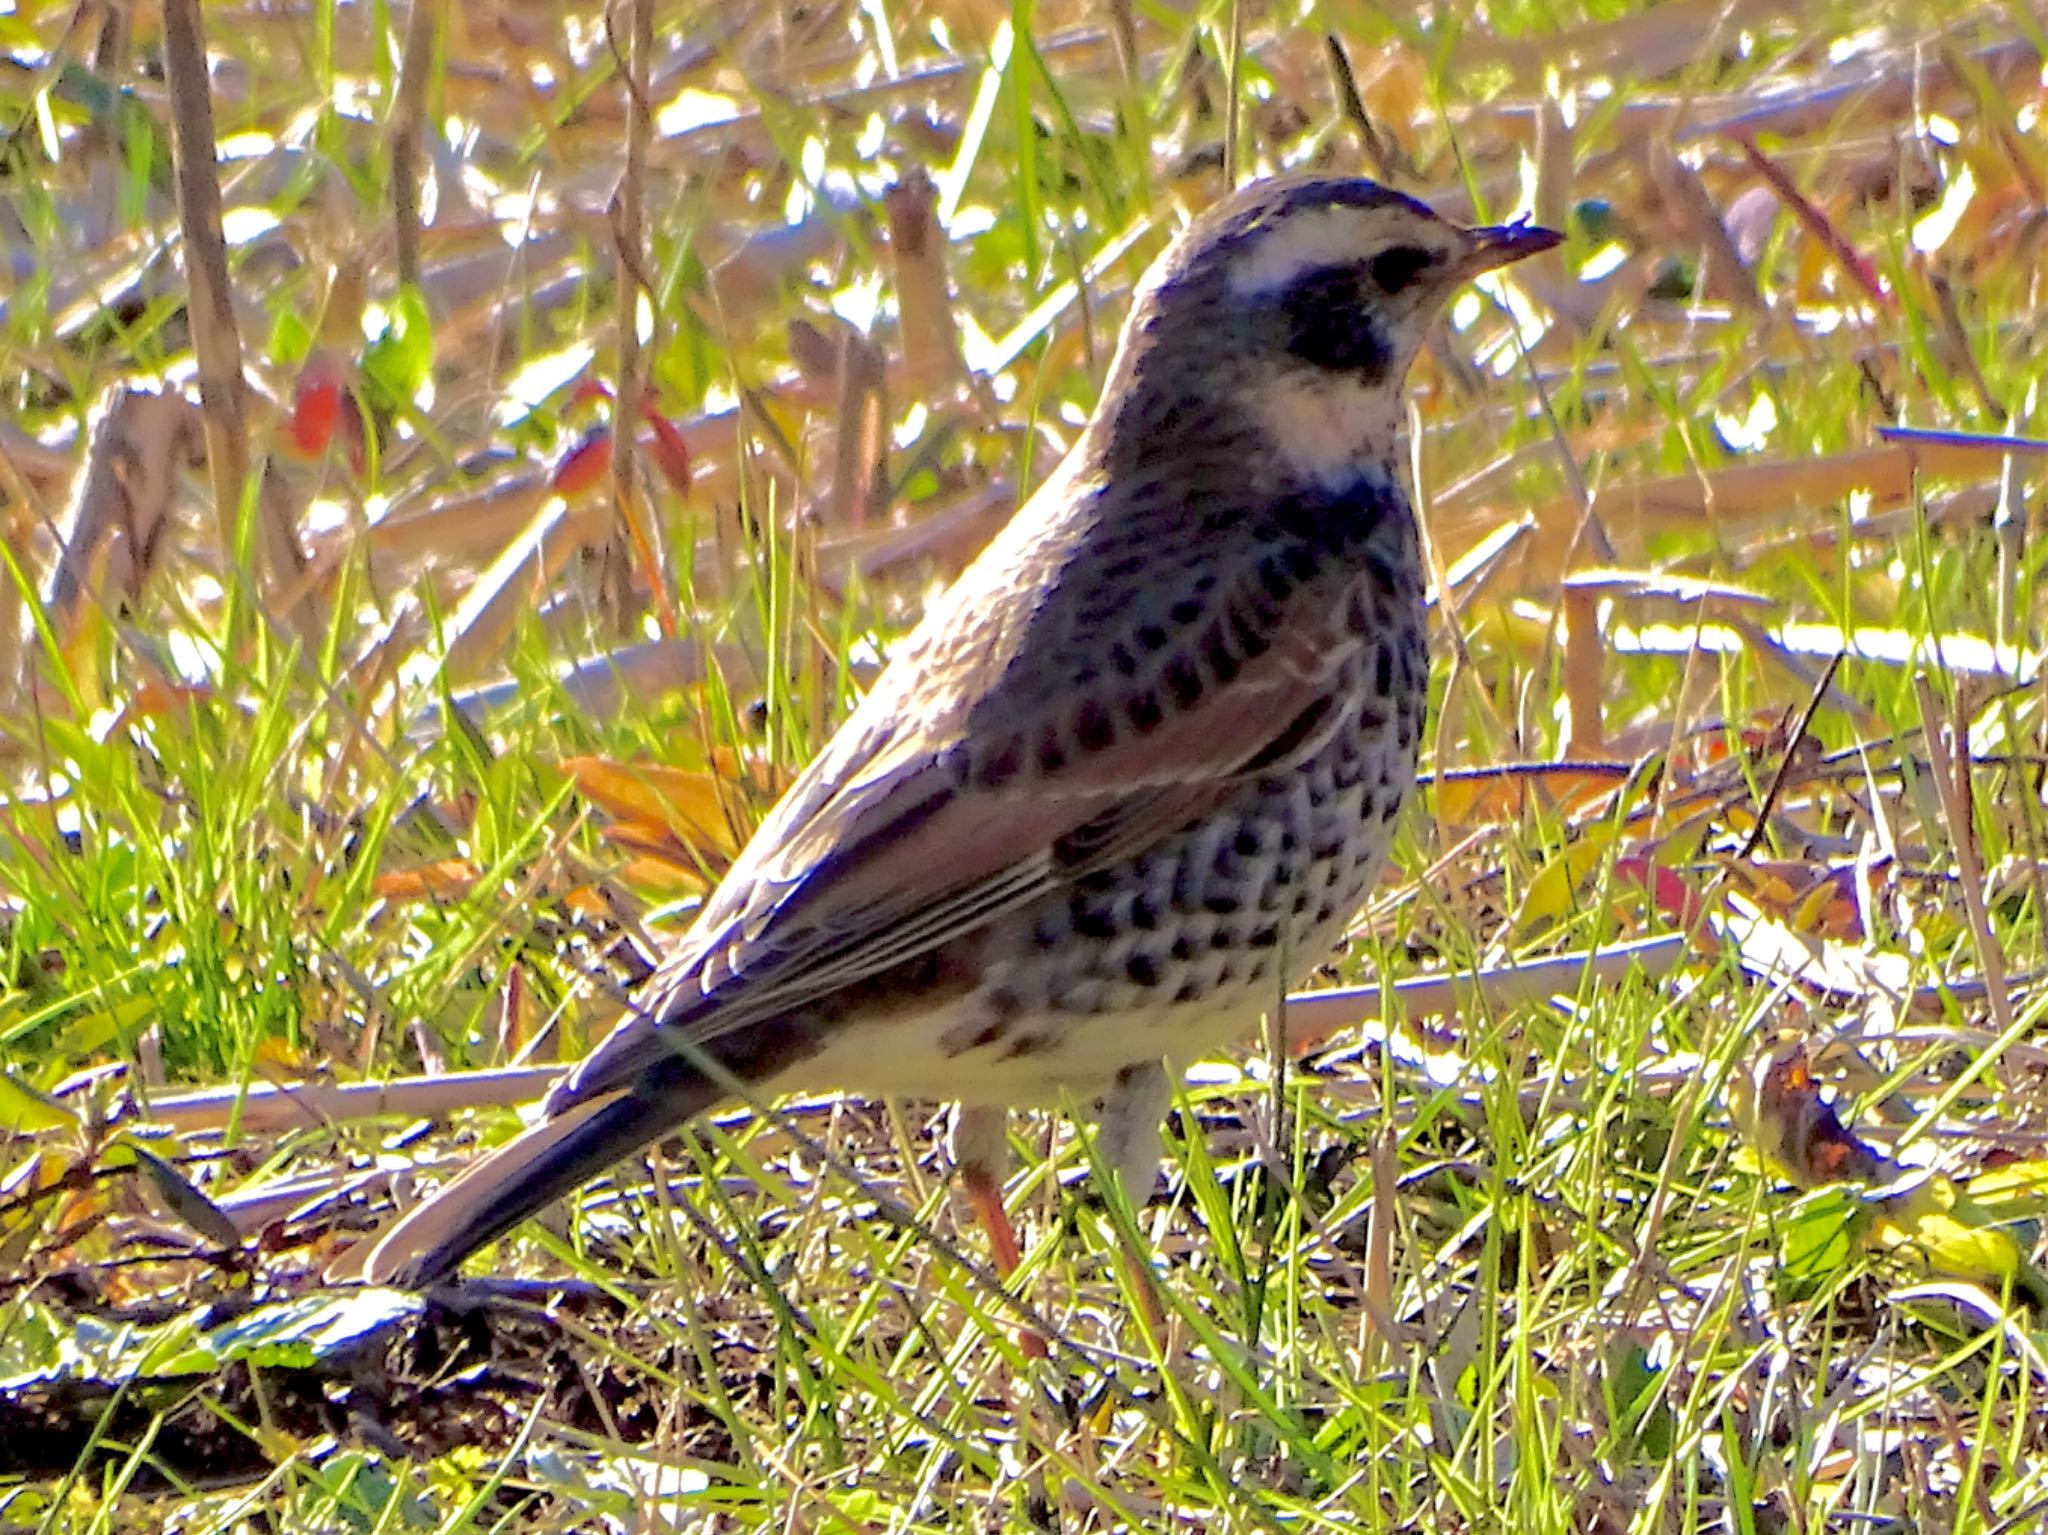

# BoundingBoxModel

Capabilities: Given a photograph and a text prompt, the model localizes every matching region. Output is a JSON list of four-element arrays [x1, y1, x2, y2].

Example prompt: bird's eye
[[1367, 245, 1436, 294]]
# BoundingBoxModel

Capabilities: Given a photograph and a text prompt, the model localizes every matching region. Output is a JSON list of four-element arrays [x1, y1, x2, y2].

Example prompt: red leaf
[[549, 428, 614, 498]]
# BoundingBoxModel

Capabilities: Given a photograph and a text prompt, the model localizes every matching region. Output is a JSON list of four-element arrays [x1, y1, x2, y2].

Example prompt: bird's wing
[[554, 555, 1368, 1106]]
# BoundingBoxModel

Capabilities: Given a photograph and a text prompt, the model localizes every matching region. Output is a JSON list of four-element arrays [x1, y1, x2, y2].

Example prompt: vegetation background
[[2, 0, 2047, 1529]]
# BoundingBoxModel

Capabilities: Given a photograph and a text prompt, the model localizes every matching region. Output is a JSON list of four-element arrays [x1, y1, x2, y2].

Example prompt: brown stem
[[390, 0, 442, 292], [161, 0, 249, 575], [605, 0, 658, 634]]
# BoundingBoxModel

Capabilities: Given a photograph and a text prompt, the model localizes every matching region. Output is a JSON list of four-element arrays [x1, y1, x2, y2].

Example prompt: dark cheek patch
[[1281, 265, 1390, 377]]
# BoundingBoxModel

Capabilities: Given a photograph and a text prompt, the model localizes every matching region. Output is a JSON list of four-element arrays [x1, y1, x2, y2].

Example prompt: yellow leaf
[[252, 1036, 308, 1076], [1962, 1159, 2048, 1226], [1516, 825, 1615, 927], [53, 996, 153, 1057], [0, 1071, 77, 1135], [1869, 1173, 2028, 1290]]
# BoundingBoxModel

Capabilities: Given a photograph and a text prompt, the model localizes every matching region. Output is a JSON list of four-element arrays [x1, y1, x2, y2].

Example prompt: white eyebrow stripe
[[1227, 207, 1384, 296]]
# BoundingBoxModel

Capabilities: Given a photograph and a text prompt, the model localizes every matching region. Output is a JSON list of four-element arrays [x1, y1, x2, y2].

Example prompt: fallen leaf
[[371, 858, 483, 904], [1728, 1045, 1887, 1189]]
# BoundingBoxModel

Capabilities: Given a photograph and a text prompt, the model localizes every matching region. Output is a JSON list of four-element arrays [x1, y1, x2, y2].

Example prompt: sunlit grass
[[2, 0, 2047, 1529]]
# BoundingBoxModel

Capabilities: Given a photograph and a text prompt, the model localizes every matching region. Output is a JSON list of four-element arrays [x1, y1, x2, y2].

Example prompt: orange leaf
[[559, 884, 618, 921], [601, 821, 720, 890], [616, 853, 717, 896], [372, 858, 483, 903], [561, 757, 741, 853]]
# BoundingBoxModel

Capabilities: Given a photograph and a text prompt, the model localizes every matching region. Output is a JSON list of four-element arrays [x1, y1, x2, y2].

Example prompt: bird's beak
[[1459, 220, 1564, 275]]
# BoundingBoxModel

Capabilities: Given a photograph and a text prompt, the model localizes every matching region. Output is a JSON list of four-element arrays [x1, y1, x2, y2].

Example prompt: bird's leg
[[952, 1103, 1024, 1274], [1094, 1061, 1173, 1349], [949, 1104, 1047, 1359]]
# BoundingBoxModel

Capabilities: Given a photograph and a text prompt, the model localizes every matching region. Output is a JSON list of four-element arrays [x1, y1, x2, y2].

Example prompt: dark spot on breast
[[1132, 894, 1159, 930], [1038, 724, 1068, 773], [1126, 953, 1162, 987], [1174, 980, 1205, 1004], [1170, 934, 1195, 962], [1103, 551, 1145, 583], [1233, 825, 1263, 857], [1374, 647, 1394, 698], [1202, 625, 1242, 684], [1127, 690, 1164, 734], [1001, 1031, 1056, 1060], [978, 733, 1023, 787], [1075, 699, 1115, 752], [1170, 597, 1204, 626], [1204, 891, 1239, 917], [1345, 588, 1375, 635], [1258, 557, 1294, 602], [1110, 641, 1140, 678], [1164, 657, 1203, 708], [1138, 623, 1169, 653], [1229, 604, 1272, 658], [1073, 901, 1118, 940]]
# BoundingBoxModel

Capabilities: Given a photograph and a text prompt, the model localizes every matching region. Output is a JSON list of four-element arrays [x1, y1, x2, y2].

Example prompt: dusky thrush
[[347, 175, 1560, 1290]]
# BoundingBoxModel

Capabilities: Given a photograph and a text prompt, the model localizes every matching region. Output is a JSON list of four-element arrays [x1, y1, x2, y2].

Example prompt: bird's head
[[1094, 176, 1561, 492]]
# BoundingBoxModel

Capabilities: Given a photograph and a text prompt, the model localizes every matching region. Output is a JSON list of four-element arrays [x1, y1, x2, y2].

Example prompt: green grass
[[3, 0, 2048, 1529]]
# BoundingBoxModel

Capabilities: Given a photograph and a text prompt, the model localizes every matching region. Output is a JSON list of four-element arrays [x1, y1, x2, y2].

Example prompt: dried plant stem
[[606, 0, 660, 633], [1735, 649, 1845, 859], [1223, 0, 1244, 188], [390, 0, 442, 292], [161, 0, 249, 578], [1913, 672, 2017, 1043]]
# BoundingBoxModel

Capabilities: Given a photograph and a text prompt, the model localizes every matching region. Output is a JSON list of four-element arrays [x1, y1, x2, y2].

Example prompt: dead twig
[[389, 0, 443, 292], [163, 0, 306, 629]]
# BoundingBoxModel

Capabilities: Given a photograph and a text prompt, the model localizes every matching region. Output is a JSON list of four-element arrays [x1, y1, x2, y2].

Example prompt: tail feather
[[338, 1060, 715, 1288]]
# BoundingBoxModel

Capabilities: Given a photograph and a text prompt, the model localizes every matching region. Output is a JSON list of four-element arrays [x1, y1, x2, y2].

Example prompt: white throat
[[1253, 372, 1404, 492]]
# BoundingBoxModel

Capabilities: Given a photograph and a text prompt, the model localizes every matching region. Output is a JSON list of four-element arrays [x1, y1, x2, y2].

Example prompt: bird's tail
[[333, 1059, 716, 1288]]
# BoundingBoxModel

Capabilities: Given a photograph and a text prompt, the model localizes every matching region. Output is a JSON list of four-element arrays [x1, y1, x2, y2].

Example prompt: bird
[[342, 174, 1561, 1291]]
